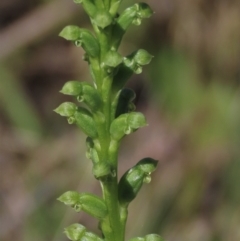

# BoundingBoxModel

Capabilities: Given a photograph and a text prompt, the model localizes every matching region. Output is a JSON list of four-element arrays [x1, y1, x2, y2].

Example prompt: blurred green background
[[0, 0, 240, 241]]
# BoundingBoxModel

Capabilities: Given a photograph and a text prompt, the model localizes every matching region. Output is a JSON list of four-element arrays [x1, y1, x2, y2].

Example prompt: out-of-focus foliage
[[0, 0, 240, 241]]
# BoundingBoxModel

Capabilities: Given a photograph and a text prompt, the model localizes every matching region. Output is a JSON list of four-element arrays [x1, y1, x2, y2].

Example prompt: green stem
[[95, 57, 124, 241], [98, 112, 124, 241], [101, 176, 122, 241], [98, 78, 124, 241], [89, 4, 127, 241], [100, 137, 124, 241]]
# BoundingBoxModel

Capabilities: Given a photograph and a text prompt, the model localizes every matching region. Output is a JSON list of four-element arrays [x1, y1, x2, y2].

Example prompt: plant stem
[[96, 27, 124, 239], [101, 177, 122, 241], [98, 77, 124, 241], [98, 99, 124, 241]]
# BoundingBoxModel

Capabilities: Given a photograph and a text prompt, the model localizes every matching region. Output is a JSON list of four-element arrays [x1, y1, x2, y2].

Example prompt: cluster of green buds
[[54, 1, 164, 241]]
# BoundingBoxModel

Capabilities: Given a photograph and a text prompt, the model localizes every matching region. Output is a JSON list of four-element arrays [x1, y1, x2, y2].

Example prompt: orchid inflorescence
[[54, 0, 164, 241]]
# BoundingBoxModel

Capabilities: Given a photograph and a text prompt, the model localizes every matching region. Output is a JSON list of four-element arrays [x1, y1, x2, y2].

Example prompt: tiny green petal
[[123, 57, 134, 68], [132, 18, 142, 26], [137, 158, 158, 173], [64, 223, 86, 241], [93, 162, 112, 179], [137, 3, 154, 18], [110, 112, 147, 141], [134, 66, 142, 74], [104, 51, 123, 67], [57, 191, 81, 206], [60, 81, 83, 96], [59, 25, 80, 41], [143, 175, 151, 184], [54, 102, 77, 117], [145, 234, 165, 241], [127, 112, 147, 130], [134, 49, 154, 66], [93, 10, 113, 29]]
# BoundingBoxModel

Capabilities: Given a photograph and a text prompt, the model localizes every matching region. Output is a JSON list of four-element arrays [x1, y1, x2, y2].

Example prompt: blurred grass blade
[[0, 64, 43, 136]]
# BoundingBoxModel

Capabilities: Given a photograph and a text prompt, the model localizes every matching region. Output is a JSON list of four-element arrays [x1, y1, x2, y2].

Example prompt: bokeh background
[[1, 0, 240, 241]]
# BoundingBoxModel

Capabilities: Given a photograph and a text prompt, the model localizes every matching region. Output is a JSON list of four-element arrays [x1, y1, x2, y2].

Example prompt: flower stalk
[[54, 0, 164, 241]]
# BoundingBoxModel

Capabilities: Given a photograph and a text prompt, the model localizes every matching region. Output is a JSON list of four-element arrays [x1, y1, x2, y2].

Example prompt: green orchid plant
[[54, 0, 164, 241]]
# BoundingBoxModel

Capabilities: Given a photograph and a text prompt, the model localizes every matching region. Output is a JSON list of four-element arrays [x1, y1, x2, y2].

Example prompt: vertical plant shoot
[[55, 0, 164, 241]]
